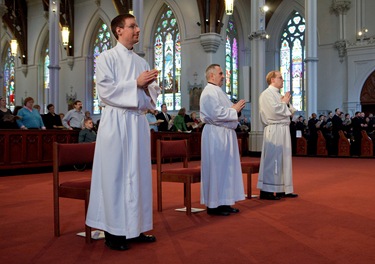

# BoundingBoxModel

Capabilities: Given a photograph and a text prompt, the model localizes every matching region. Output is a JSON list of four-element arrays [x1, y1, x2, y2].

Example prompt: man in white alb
[[200, 64, 246, 216], [257, 70, 298, 200], [86, 14, 160, 250]]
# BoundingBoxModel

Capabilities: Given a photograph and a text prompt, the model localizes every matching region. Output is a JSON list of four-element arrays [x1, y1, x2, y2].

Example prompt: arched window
[[280, 11, 306, 111], [43, 48, 50, 113], [154, 6, 181, 111], [225, 16, 239, 101], [3, 47, 16, 111], [92, 22, 112, 114]]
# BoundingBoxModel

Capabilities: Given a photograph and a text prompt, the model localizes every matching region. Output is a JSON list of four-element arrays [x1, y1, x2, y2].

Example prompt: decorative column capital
[[330, 0, 351, 16], [0, 3, 7, 18], [200, 33, 222, 53], [334, 40, 348, 63]]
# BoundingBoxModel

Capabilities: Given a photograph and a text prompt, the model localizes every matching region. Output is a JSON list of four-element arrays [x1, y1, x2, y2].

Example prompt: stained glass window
[[92, 22, 112, 114], [43, 48, 50, 113], [154, 6, 181, 110], [280, 11, 306, 111], [3, 47, 16, 111], [225, 17, 239, 100]]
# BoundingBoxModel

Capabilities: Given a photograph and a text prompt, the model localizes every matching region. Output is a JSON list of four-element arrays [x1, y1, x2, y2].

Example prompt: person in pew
[[43, 104, 63, 129], [307, 113, 319, 155], [200, 64, 246, 216], [62, 100, 85, 130], [331, 108, 344, 155], [0, 96, 19, 129], [146, 109, 160, 131], [86, 13, 160, 251], [78, 118, 97, 143], [16, 97, 46, 130], [257, 70, 298, 200], [173, 107, 189, 132], [155, 103, 172, 131]]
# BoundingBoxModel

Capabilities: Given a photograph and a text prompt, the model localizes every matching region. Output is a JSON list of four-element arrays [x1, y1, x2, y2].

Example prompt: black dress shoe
[[128, 233, 156, 243], [218, 205, 240, 213], [207, 207, 230, 216], [260, 191, 281, 200], [104, 231, 129, 251], [276, 192, 298, 198], [285, 193, 298, 198]]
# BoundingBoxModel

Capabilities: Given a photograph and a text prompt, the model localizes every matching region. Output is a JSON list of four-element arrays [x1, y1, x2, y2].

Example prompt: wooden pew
[[338, 130, 350, 157], [0, 129, 79, 170], [316, 130, 328, 156], [361, 130, 373, 157], [296, 137, 307, 155]]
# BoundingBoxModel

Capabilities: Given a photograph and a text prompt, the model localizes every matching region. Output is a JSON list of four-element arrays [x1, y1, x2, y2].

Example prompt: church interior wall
[[2, 0, 375, 118]]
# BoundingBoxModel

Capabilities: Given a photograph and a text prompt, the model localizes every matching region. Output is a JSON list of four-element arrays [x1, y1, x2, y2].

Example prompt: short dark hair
[[47, 104, 54, 110], [73, 100, 82, 106], [160, 103, 166, 110], [111, 14, 135, 39]]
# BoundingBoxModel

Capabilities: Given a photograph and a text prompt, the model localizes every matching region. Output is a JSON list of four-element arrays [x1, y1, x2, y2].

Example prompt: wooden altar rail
[[0, 130, 79, 170], [1, 130, 249, 170]]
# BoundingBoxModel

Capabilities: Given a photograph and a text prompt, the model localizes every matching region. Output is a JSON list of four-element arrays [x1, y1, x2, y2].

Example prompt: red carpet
[[1, 157, 375, 264]]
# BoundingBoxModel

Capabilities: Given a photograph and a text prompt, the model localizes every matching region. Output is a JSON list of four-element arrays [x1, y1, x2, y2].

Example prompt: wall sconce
[[62, 26, 70, 46], [357, 27, 368, 40], [248, 30, 270, 40], [260, 5, 269, 14], [225, 0, 234, 15]]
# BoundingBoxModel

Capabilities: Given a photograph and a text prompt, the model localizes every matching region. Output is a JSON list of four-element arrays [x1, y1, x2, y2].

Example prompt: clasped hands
[[137, 69, 159, 91], [281, 91, 291, 104], [232, 99, 246, 113]]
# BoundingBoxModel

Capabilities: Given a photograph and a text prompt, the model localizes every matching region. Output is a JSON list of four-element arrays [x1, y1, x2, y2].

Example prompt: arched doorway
[[360, 70, 375, 115]]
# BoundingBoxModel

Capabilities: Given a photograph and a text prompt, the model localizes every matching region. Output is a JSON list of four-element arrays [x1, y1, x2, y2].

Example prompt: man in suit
[[307, 113, 318, 155], [331, 108, 343, 155], [156, 103, 171, 131]]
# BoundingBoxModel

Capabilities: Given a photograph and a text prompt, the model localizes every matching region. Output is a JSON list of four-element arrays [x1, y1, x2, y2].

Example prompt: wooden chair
[[156, 139, 201, 215], [338, 130, 350, 157], [361, 130, 373, 157], [53, 142, 96, 243], [238, 139, 260, 199], [316, 130, 328, 156]]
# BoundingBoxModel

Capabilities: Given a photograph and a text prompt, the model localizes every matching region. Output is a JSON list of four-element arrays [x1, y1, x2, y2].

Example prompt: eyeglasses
[[124, 24, 139, 30]]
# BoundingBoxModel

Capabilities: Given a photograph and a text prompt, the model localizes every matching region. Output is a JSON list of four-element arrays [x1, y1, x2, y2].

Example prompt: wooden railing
[[0, 129, 79, 169], [150, 131, 249, 161]]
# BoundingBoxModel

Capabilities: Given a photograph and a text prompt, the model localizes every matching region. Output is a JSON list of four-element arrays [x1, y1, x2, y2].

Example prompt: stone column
[[0, 0, 7, 98], [49, 0, 60, 111], [305, 0, 318, 118], [133, 0, 145, 57], [248, 0, 267, 152]]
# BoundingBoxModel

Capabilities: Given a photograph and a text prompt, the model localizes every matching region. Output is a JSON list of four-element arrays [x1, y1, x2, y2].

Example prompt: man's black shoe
[[218, 205, 240, 213], [128, 233, 156, 243], [104, 231, 129, 251], [207, 207, 230, 216], [259, 191, 281, 200], [276, 192, 299, 198]]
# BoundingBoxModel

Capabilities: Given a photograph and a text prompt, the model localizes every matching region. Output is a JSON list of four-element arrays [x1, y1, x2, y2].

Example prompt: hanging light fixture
[[61, 0, 70, 47], [225, 0, 234, 15], [10, 40, 18, 57], [10, 0, 18, 57], [61, 26, 70, 46]]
